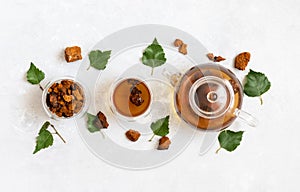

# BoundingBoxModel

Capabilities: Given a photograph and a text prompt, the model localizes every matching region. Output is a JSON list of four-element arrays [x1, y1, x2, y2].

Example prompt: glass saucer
[[75, 24, 209, 169]]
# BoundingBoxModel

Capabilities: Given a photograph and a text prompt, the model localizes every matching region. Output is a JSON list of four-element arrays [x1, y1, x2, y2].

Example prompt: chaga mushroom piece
[[206, 53, 226, 62], [95, 111, 109, 129], [63, 95, 73, 102], [207, 53, 215, 61], [214, 56, 226, 62], [157, 136, 171, 150], [235, 52, 251, 70], [64, 46, 82, 63], [174, 38, 188, 55], [125, 129, 141, 142], [130, 86, 144, 106], [174, 39, 183, 47], [179, 43, 188, 55]]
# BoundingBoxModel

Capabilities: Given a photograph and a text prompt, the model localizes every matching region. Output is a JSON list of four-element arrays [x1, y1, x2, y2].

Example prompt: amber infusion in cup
[[111, 78, 152, 120]]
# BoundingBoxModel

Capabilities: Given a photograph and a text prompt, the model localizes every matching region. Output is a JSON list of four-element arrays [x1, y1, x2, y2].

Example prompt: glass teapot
[[173, 63, 257, 130]]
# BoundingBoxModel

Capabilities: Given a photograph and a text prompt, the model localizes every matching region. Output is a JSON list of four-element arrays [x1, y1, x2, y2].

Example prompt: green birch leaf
[[142, 38, 166, 71], [150, 116, 170, 136], [217, 130, 244, 153], [33, 122, 53, 154], [26, 62, 45, 84], [244, 69, 271, 105], [244, 69, 271, 97], [88, 50, 111, 70]]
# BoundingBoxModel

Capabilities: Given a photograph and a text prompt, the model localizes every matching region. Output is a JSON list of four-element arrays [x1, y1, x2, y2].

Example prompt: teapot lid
[[189, 76, 234, 119]]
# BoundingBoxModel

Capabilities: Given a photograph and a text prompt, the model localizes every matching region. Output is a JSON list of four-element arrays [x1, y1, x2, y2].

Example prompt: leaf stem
[[215, 146, 222, 154], [39, 83, 44, 91], [148, 134, 155, 142], [260, 96, 263, 105], [87, 65, 91, 71], [50, 124, 66, 143], [151, 68, 154, 76]]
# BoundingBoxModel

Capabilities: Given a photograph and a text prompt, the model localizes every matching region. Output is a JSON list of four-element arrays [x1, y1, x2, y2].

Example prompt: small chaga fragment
[[125, 129, 141, 142], [207, 53, 215, 60], [234, 52, 251, 70], [95, 111, 109, 129], [207, 53, 226, 62], [174, 39, 183, 47], [73, 89, 83, 101], [174, 39, 188, 55], [157, 136, 171, 150], [73, 100, 83, 113], [61, 80, 73, 89], [64, 46, 82, 63], [179, 43, 187, 55], [63, 95, 73, 102], [130, 86, 144, 106], [214, 56, 226, 62]]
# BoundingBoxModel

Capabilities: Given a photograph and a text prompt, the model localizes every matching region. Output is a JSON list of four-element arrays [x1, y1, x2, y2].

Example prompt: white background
[[1, 0, 300, 191]]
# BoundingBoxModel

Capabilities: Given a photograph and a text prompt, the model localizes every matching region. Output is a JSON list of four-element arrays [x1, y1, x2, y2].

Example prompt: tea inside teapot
[[175, 63, 243, 130]]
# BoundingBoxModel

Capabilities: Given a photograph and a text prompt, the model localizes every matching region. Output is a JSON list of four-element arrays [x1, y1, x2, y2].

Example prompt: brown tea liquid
[[175, 64, 243, 130], [113, 78, 151, 117]]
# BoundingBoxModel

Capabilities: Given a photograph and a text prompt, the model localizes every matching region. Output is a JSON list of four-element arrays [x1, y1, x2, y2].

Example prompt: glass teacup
[[109, 77, 153, 121]]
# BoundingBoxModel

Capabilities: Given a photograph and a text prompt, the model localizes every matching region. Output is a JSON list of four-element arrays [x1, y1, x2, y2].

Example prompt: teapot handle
[[234, 109, 258, 127]]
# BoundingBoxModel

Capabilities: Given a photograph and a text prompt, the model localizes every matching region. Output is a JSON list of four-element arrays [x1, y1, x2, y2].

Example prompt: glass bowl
[[42, 76, 90, 120]]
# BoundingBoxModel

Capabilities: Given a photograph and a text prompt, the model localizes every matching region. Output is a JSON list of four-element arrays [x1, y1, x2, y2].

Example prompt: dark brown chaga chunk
[[214, 56, 226, 62], [125, 129, 141, 142], [130, 86, 144, 106], [94, 111, 109, 129], [234, 52, 251, 70], [64, 46, 82, 63], [158, 136, 171, 150], [206, 53, 226, 62]]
